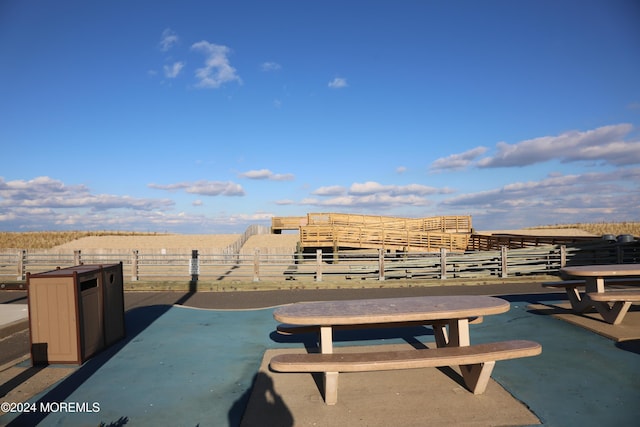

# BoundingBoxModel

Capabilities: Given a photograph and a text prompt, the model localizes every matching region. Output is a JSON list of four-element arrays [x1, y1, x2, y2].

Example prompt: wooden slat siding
[[299, 225, 470, 252], [0, 250, 20, 278], [271, 216, 307, 232], [468, 233, 601, 251], [303, 213, 472, 233]]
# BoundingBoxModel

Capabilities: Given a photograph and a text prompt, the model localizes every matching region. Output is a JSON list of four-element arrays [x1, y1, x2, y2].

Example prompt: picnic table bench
[[551, 264, 640, 324], [270, 296, 541, 405]]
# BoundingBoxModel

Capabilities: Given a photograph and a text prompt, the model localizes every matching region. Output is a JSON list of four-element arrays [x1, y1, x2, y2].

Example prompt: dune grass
[[528, 222, 640, 237], [0, 231, 168, 249]]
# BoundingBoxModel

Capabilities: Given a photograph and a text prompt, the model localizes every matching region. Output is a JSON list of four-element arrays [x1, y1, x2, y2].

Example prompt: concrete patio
[[1, 282, 639, 426]]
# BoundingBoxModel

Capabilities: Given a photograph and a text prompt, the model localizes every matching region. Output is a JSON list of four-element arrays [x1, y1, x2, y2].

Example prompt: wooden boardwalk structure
[[271, 213, 472, 252]]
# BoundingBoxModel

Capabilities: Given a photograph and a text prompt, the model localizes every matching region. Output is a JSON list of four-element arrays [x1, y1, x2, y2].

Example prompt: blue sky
[[1, 0, 639, 233]]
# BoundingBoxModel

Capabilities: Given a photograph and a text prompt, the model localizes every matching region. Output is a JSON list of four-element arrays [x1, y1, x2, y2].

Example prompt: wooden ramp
[[271, 213, 472, 252]]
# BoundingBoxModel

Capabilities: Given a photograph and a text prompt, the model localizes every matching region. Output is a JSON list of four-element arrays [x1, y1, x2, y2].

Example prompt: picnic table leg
[[319, 326, 333, 353], [583, 277, 631, 324], [319, 326, 339, 405], [432, 321, 448, 347], [563, 279, 603, 313], [565, 287, 593, 312], [460, 361, 496, 394], [445, 318, 493, 393], [447, 318, 470, 346], [432, 319, 470, 347], [585, 277, 605, 293], [593, 301, 633, 325]]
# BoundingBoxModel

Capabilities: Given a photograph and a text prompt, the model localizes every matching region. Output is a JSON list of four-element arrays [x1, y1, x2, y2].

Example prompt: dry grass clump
[[0, 231, 167, 249], [53, 234, 241, 251], [528, 222, 640, 237]]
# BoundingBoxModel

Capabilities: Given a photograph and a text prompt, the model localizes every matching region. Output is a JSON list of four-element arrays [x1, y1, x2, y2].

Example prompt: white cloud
[[239, 169, 294, 181], [302, 193, 431, 209], [0, 176, 173, 211], [396, 166, 407, 174], [261, 62, 281, 71], [312, 186, 346, 196], [328, 77, 348, 89], [0, 177, 280, 233], [430, 146, 488, 172], [0, 176, 178, 230], [149, 180, 245, 196], [163, 61, 185, 78], [190, 41, 242, 89], [159, 28, 179, 52], [349, 181, 440, 196], [301, 181, 447, 210], [478, 123, 640, 168], [441, 168, 640, 227]]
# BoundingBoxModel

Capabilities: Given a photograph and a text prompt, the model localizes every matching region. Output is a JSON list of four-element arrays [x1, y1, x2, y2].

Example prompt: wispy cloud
[[0, 176, 177, 230], [302, 181, 450, 210], [430, 147, 488, 172], [302, 193, 430, 209], [163, 61, 185, 78], [0, 176, 174, 211], [441, 168, 640, 226], [349, 181, 442, 196], [312, 186, 346, 196], [261, 61, 281, 71], [190, 41, 242, 89], [159, 28, 179, 52], [478, 123, 640, 168], [239, 169, 294, 181], [148, 180, 245, 196], [328, 77, 348, 89]]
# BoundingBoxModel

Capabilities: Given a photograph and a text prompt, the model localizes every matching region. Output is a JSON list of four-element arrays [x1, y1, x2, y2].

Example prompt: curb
[[0, 318, 29, 340]]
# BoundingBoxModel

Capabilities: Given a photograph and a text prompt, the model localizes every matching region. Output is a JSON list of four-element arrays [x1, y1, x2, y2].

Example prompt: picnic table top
[[273, 295, 510, 326], [560, 263, 640, 277]]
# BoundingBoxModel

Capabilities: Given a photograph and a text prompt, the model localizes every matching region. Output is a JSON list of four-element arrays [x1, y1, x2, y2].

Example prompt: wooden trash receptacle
[[27, 263, 125, 365]]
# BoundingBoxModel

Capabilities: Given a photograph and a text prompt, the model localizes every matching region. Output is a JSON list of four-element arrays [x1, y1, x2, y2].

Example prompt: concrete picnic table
[[273, 295, 511, 350], [559, 263, 640, 324], [271, 295, 540, 404]]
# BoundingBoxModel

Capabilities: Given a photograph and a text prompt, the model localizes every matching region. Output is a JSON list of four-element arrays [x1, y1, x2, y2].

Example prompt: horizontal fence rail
[[1, 240, 638, 285], [272, 213, 473, 233]]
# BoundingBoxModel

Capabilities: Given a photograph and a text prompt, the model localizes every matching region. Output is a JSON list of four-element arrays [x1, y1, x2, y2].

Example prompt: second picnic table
[[557, 263, 640, 324]]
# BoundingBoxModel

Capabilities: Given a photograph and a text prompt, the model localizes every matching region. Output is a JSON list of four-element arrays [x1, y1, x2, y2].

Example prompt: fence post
[[378, 249, 385, 281], [131, 250, 139, 281], [253, 249, 260, 282], [500, 246, 508, 278], [316, 249, 323, 282], [18, 250, 26, 280], [440, 248, 447, 280], [74, 250, 82, 265], [190, 250, 199, 282], [560, 245, 567, 268]]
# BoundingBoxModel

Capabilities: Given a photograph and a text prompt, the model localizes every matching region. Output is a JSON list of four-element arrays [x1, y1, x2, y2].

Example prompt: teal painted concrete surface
[[2, 299, 639, 426]]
